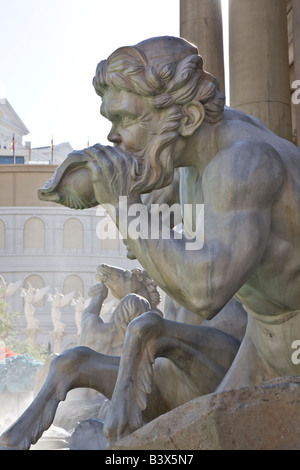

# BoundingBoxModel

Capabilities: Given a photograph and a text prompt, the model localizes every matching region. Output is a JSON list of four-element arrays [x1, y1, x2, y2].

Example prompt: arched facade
[[63, 274, 84, 296], [23, 217, 45, 249], [0, 114, 144, 353], [63, 218, 84, 250]]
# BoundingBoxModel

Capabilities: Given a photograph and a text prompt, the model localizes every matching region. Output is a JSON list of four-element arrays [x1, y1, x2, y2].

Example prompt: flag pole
[[51, 135, 53, 164], [11, 134, 15, 164]]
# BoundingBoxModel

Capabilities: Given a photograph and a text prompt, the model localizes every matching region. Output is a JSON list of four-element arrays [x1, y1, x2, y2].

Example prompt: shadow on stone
[[69, 418, 107, 450]]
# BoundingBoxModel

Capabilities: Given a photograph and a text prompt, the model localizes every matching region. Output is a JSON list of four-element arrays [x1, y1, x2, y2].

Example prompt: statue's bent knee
[[127, 311, 163, 338], [50, 346, 91, 375]]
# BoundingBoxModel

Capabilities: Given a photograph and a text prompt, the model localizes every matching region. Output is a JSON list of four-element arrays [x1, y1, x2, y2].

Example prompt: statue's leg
[[0, 346, 119, 450], [103, 312, 240, 443], [216, 318, 278, 392]]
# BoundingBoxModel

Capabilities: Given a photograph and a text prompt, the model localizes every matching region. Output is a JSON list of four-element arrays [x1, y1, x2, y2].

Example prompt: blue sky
[[0, 0, 228, 150]]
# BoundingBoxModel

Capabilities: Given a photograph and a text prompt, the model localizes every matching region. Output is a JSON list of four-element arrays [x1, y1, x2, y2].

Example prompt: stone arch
[[100, 237, 120, 252], [63, 218, 84, 249], [23, 217, 45, 249], [63, 275, 84, 296]]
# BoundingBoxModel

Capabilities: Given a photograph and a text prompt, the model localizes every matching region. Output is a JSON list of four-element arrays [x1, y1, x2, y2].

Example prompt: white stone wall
[[0, 205, 142, 351]]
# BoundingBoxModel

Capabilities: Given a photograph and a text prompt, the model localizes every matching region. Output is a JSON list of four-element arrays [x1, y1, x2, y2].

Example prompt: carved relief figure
[[72, 293, 89, 336], [79, 264, 162, 353], [21, 283, 50, 330], [48, 275, 155, 433], [80, 283, 152, 356], [48, 290, 74, 332], [0, 276, 22, 301], [96, 264, 161, 308]]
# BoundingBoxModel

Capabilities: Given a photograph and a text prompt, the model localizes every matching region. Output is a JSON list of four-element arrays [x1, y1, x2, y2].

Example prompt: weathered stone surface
[[69, 418, 107, 450], [110, 376, 300, 450]]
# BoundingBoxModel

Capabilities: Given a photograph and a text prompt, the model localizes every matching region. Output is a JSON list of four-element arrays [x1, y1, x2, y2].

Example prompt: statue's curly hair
[[92, 37, 225, 193], [130, 268, 161, 309], [114, 293, 151, 332], [93, 37, 225, 124]]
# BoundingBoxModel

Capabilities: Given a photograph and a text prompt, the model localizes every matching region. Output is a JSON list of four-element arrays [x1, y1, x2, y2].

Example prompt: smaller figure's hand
[[88, 282, 109, 300], [84, 144, 141, 207]]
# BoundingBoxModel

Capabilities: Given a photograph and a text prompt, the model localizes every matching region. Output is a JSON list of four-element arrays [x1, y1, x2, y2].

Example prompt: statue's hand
[[88, 282, 109, 300], [84, 144, 141, 207]]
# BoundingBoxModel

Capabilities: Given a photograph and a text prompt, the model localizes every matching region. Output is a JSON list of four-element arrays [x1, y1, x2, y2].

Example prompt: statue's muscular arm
[[120, 142, 285, 319]]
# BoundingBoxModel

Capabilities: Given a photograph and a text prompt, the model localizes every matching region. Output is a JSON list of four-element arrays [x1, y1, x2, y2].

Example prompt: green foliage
[[0, 287, 48, 363], [0, 287, 20, 342], [7, 337, 48, 363]]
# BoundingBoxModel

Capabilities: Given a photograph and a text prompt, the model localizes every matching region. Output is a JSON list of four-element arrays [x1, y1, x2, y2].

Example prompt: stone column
[[229, 0, 292, 141], [293, 0, 300, 147], [180, 0, 225, 93]]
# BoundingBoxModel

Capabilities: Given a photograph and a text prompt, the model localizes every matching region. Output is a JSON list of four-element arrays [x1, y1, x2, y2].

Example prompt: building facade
[[0, 104, 143, 352], [180, 0, 300, 147]]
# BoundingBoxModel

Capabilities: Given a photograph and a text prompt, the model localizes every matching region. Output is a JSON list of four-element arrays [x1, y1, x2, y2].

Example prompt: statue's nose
[[107, 125, 122, 145]]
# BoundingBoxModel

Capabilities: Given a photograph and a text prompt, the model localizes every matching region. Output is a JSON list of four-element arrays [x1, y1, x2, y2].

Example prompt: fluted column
[[180, 0, 225, 93], [229, 0, 292, 141], [293, 0, 300, 147]]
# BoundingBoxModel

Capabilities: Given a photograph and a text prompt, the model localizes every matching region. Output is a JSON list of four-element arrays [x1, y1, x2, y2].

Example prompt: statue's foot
[[0, 435, 31, 450], [103, 403, 141, 445], [0, 392, 60, 450]]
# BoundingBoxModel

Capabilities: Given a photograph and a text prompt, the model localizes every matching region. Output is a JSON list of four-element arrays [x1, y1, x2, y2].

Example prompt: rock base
[[110, 376, 300, 450]]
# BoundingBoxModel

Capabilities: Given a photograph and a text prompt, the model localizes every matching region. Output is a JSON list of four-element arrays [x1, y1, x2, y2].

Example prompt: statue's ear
[[123, 270, 132, 280], [179, 102, 205, 137]]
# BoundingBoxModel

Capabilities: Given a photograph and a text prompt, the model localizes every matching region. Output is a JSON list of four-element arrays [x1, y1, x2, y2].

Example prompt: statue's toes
[[0, 432, 31, 450], [103, 413, 133, 445]]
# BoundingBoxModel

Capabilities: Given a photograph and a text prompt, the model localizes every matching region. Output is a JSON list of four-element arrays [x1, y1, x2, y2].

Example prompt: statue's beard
[[38, 130, 178, 210], [130, 132, 177, 195]]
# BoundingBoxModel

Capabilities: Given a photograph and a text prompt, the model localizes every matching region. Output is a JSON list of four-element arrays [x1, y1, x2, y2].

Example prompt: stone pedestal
[[50, 330, 66, 354], [23, 327, 39, 345], [30, 425, 70, 450]]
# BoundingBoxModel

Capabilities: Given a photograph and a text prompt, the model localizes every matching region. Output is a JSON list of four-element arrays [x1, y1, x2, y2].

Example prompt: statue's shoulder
[[223, 106, 270, 132], [203, 136, 285, 205]]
